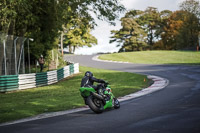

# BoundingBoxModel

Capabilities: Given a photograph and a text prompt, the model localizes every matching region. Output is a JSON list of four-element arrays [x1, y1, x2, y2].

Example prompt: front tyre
[[114, 98, 120, 109], [87, 95, 104, 114]]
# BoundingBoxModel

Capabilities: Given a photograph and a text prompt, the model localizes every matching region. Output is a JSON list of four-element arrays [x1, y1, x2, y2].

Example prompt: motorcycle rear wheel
[[87, 95, 104, 114]]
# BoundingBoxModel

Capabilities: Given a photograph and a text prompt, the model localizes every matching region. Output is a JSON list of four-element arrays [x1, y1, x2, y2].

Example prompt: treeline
[[110, 0, 200, 52], [0, 0, 125, 59]]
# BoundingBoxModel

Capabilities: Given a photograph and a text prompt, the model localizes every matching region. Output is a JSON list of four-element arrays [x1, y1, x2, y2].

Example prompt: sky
[[73, 0, 186, 55]]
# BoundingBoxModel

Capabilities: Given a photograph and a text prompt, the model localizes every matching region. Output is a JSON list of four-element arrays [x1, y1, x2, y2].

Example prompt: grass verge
[[0, 66, 149, 123], [99, 50, 200, 65]]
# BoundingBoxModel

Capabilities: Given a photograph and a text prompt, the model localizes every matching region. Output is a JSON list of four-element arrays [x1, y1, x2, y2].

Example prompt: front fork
[[98, 88, 104, 95]]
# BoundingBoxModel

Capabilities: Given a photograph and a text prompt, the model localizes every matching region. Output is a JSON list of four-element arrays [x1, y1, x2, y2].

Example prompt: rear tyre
[[87, 95, 104, 114], [114, 98, 120, 109]]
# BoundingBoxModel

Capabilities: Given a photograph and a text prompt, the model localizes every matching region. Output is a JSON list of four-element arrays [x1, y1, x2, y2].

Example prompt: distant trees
[[110, 0, 200, 52], [110, 10, 147, 52], [140, 7, 161, 46], [63, 16, 97, 53], [179, 0, 200, 49], [160, 0, 200, 50], [160, 10, 199, 50], [180, 0, 200, 18]]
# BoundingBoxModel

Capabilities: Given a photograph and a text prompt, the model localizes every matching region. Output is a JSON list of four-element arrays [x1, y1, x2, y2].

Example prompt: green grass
[[0, 66, 149, 123], [99, 51, 200, 65]]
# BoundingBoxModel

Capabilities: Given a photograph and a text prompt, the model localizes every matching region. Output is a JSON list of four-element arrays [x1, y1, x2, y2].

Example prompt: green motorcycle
[[80, 83, 120, 113]]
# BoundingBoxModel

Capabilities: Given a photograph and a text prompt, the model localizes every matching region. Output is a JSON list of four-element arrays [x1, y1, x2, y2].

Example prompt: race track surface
[[1, 55, 200, 133]]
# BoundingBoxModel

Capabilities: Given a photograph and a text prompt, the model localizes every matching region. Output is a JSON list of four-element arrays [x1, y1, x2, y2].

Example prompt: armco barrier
[[0, 63, 79, 92], [18, 73, 36, 90], [36, 72, 48, 87], [57, 68, 64, 81], [0, 75, 19, 92], [69, 64, 74, 75]]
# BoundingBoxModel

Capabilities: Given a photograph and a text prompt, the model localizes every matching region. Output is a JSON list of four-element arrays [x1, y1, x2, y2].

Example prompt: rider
[[81, 71, 106, 92], [81, 71, 106, 105]]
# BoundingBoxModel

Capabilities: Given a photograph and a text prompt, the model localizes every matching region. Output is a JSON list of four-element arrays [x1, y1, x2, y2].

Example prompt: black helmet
[[85, 71, 93, 77]]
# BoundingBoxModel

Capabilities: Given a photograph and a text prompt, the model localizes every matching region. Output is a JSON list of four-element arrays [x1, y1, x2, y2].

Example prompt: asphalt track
[[1, 55, 200, 133]]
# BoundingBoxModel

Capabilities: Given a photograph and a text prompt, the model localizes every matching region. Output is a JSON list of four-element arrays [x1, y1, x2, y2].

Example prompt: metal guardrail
[[0, 63, 79, 92]]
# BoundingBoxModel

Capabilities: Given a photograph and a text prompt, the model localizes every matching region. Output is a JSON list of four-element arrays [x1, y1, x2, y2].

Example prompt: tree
[[180, 0, 200, 19], [161, 11, 184, 49], [179, 0, 200, 50], [176, 11, 199, 49], [161, 10, 199, 50], [63, 16, 97, 53], [139, 7, 161, 46], [110, 10, 147, 52], [155, 10, 172, 39]]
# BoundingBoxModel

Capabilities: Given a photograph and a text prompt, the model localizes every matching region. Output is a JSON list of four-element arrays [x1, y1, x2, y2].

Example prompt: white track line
[[118, 75, 169, 102], [92, 55, 130, 63]]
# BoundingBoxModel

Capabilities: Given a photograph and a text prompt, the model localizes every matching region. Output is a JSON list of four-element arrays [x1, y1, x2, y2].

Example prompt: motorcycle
[[80, 82, 120, 113]]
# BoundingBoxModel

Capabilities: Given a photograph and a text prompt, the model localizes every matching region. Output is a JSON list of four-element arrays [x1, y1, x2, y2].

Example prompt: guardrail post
[[3, 39, 6, 75], [14, 37, 19, 75], [18, 38, 27, 74]]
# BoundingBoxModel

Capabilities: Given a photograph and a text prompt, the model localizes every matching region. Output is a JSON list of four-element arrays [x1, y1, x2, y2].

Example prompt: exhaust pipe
[[92, 92, 104, 100], [91, 92, 106, 105]]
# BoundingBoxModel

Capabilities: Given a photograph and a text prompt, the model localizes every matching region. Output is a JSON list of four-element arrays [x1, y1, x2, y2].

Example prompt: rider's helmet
[[85, 71, 93, 77]]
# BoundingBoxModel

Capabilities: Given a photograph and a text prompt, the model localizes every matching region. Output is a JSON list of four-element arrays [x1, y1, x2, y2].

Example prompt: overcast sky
[[74, 0, 186, 55]]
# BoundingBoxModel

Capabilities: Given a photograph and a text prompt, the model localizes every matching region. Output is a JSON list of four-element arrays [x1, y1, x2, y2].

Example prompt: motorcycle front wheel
[[87, 95, 104, 114], [114, 98, 120, 109]]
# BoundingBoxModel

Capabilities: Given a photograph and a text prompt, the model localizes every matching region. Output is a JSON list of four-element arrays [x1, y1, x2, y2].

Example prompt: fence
[[0, 33, 31, 75], [0, 63, 79, 92]]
